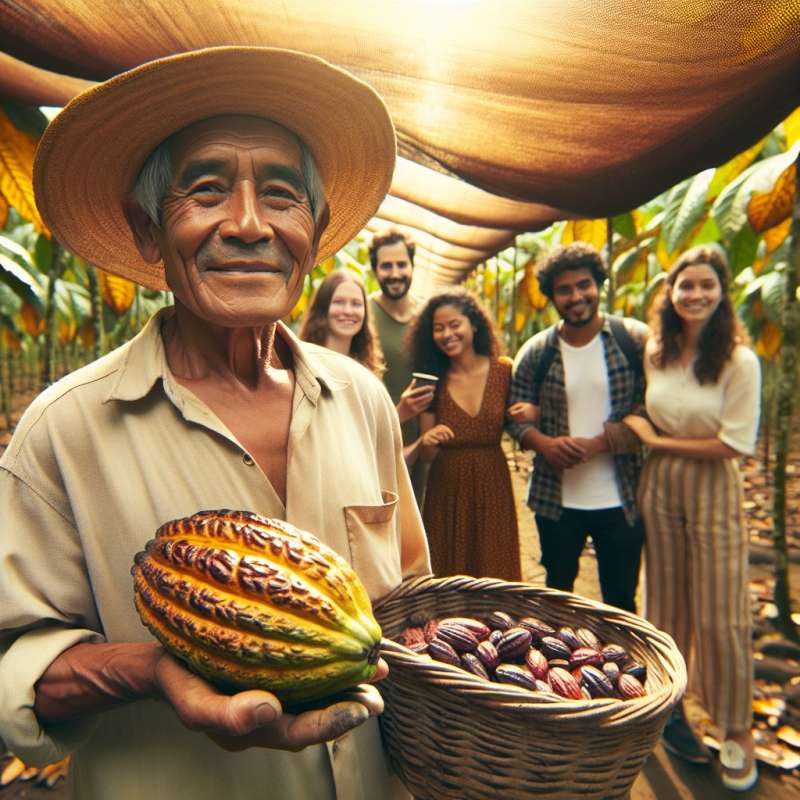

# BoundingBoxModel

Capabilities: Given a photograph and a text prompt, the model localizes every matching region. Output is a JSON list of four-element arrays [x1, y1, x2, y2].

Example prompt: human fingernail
[[334, 705, 369, 736], [254, 701, 279, 725]]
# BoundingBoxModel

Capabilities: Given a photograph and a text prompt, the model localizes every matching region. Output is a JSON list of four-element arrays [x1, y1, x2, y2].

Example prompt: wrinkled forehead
[[167, 114, 305, 168]]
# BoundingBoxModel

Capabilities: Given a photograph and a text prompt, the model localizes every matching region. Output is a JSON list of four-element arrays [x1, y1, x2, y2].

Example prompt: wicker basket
[[373, 575, 687, 800]]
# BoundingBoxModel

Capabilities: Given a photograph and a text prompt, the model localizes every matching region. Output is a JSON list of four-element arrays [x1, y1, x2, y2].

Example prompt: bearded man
[[0, 47, 429, 800]]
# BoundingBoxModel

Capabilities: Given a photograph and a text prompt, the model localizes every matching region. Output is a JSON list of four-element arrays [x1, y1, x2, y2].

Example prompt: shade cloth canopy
[[1, 0, 798, 283]]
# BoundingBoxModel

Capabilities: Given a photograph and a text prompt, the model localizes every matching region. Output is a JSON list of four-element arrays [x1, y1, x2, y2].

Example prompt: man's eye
[[264, 186, 299, 201], [190, 182, 222, 195]]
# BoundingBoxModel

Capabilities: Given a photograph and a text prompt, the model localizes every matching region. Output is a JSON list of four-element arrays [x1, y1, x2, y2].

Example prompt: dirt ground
[[1, 395, 799, 798]]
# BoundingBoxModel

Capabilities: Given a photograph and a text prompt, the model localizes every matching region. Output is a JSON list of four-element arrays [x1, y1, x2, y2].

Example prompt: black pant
[[535, 507, 644, 613]]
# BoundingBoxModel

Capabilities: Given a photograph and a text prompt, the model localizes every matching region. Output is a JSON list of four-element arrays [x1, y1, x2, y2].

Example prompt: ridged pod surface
[[132, 509, 382, 704]]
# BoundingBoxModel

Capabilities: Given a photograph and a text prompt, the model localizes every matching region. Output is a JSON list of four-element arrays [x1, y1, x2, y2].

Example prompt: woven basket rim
[[374, 574, 687, 726]]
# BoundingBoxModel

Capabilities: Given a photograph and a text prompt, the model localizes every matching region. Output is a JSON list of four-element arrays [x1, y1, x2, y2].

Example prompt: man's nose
[[219, 182, 273, 243]]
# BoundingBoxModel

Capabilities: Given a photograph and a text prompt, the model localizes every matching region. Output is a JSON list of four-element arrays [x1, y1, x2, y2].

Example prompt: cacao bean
[[488, 629, 504, 646], [548, 667, 583, 700], [623, 660, 647, 683], [436, 623, 480, 653], [497, 627, 533, 660], [547, 658, 570, 670], [475, 640, 500, 671], [539, 636, 572, 661], [517, 616, 556, 642], [601, 643, 628, 664], [488, 610, 515, 631], [399, 626, 426, 646], [461, 652, 490, 680], [439, 617, 490, 641], [579, 664, 616, 698], [575, 627, 603, 650], [569, 647, 604, 669], [495, 663, 537, 691], [423, 619, 439, 643], [602, 661, 621, 682], [556, 626, 581, 651], [524, 647, 549, 680], [618, 673, 647, 699], [534, 679, 555, 693], [428, 638, 461, 666]]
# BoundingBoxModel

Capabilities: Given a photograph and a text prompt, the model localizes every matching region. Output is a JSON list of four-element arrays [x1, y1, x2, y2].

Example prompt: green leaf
[[612, 212, 636, 240], [33, 234, 53, 274], [0, 233, 36, 271], [726, 224, 759, 276], [612, 248, 640, 283], [760, 267, 787, 321], [711, 159, 764, 240], [0, 252, 41, 308], [665, 169, 714, 254], [688, 214, 721, 248], [0, 280, 22, 317]]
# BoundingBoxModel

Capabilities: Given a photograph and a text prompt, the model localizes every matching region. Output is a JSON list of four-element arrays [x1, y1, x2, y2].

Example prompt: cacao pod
[[579, 665, 616, 698], [487, 610, 515, 631], [461, 652, 490, 680], [517, 616, 555, 642], [488, 629, 504, 646], [132, 510, 382, 705], [602, 661, 621, 682], [601, 643, 629, 664], [575, 627, 602, 650], [475, 640, 500, 672], [623, 661, 647, 683], [556, 626, 581, 651], [569, 647, 604, 669]]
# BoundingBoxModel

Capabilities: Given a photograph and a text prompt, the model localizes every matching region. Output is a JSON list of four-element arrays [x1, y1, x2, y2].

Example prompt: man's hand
[[538, 435, 586, 469], [421, 423, 454, 447], [507, 402, 539, 424], [571, 433, 609, 462], [622, 414, 658, 447], [396, 380, 435, 423], [155, 651, 386, 752]]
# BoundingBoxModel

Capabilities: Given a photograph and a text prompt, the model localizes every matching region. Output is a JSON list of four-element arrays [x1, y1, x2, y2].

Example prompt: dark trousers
[[535, 507, 644, 613]]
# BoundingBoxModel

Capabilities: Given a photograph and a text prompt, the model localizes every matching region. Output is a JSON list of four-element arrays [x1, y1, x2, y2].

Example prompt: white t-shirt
[[560, 333, 622, 510]]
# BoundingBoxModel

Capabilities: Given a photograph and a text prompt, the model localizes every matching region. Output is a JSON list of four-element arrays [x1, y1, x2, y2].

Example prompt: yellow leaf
[[317, 256, 336, 275], [0, 326, 21, 350], [752, 254, 769, 275], [0, 110, 46, 234], [514, 308, 527, 333], [97, 268, 136, 315], [19, 301, 45, 336], [707, 136, 768, 201], [289, 290, 308, 321], [784, 108, 800, 148], [525, 272, 549, 311], [747, 163, 795, 233], [78, 319, 95, 349], [562, 219, 607, 251], [764, 216, 792, 254], [0, 193, 7, 228], [755, 321, 782, 361], [655, 238, 672, 271], [752, 297, 764, 320], [58, 317, 77, 345]]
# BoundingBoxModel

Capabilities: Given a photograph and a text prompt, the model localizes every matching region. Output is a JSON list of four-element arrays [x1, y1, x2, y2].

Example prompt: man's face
[[154, 115, 318, 327], [551, 267, 601, 328], [374, 241, 413, 300]]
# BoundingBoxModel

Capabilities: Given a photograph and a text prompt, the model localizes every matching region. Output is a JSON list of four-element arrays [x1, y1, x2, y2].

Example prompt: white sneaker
[[720, 739, 758, 792]]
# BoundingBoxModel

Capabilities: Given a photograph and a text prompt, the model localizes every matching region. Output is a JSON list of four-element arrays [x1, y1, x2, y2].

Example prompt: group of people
[[0, 44, 760, 799], [296, 233, 761, 792]]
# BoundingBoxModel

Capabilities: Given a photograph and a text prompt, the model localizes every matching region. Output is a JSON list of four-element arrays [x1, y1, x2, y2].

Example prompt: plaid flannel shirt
[[507, 316, 649, 525]]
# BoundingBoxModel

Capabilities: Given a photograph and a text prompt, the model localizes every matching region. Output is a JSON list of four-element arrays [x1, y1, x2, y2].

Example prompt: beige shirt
[[0, 308, 429, 800], [644, 342, 761, 455]]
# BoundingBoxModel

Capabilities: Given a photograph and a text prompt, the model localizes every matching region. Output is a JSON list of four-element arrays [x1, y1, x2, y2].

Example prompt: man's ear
[[122, 200, 162, 264]]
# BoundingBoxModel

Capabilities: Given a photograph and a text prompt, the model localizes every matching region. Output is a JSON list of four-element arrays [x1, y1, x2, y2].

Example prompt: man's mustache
[[195, 240, 295, 282]]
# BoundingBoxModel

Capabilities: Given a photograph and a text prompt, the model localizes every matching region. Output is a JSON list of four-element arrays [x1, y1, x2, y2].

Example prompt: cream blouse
[[644, 342, 761, 455]]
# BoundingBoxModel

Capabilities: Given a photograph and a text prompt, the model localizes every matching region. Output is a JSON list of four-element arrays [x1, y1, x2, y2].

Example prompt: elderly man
[[0, 47, 429, 800]]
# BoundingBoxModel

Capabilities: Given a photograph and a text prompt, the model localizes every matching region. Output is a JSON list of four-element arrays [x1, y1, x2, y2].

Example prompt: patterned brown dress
[[422, 357, 521, 580]]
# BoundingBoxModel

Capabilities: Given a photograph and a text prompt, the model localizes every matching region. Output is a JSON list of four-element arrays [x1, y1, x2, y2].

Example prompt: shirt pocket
[[343, 490, 401, 602]]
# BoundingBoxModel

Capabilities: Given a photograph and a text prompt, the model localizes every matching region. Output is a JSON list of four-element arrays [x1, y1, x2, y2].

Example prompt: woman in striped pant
[[623, 245, 760, 792]]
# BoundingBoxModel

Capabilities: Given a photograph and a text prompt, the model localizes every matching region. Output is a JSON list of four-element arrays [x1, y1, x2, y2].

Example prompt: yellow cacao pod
[[132, 509, 382, 705]]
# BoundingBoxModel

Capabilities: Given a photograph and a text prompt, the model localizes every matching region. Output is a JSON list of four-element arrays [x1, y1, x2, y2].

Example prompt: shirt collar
[[105, 307, 348, 405]]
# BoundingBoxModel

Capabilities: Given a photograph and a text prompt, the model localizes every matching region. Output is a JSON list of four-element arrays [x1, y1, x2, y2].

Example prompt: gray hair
[[132, 123, 327, 228]]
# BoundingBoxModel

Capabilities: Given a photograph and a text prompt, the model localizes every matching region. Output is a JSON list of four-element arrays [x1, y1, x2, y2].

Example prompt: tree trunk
[[605, 217, 615, 313], [87, 264, 103, 360], [41, 240, 63, 387], [0, 333, 11, 430], [771, 154, 800, 641]]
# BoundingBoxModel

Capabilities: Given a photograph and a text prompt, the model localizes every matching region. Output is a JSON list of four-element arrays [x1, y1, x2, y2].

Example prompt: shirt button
[[242, 453, 254, 466]]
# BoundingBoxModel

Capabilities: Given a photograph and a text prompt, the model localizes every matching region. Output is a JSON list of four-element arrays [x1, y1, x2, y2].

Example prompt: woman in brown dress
[[407, 287, 521, 580]]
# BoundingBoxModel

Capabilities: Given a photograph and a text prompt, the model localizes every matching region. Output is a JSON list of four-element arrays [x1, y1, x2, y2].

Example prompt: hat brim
[[34, 47, 396, 290]]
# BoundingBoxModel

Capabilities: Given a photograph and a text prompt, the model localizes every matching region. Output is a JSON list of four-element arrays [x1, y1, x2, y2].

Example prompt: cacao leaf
[[0, 252, 41, 309], [0, 110, 46, 234], [755, 320, 782, 361], [727, 224, 759, 276], [664, 169, 714, 254], [711, 159, 765, 240], [97, 268, 136, 315], [57, 316, 77, 345], [747, 162, 795, 233], [760, 268, 787, 321], [707, 136, 768, 201], [0, 325, 21, 351], [612, 212, 636, 240], [764, 218, 792, 254]]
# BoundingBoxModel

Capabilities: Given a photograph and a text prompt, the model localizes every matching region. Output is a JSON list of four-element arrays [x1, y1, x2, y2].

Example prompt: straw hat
[[33, 47, 396, 290]]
